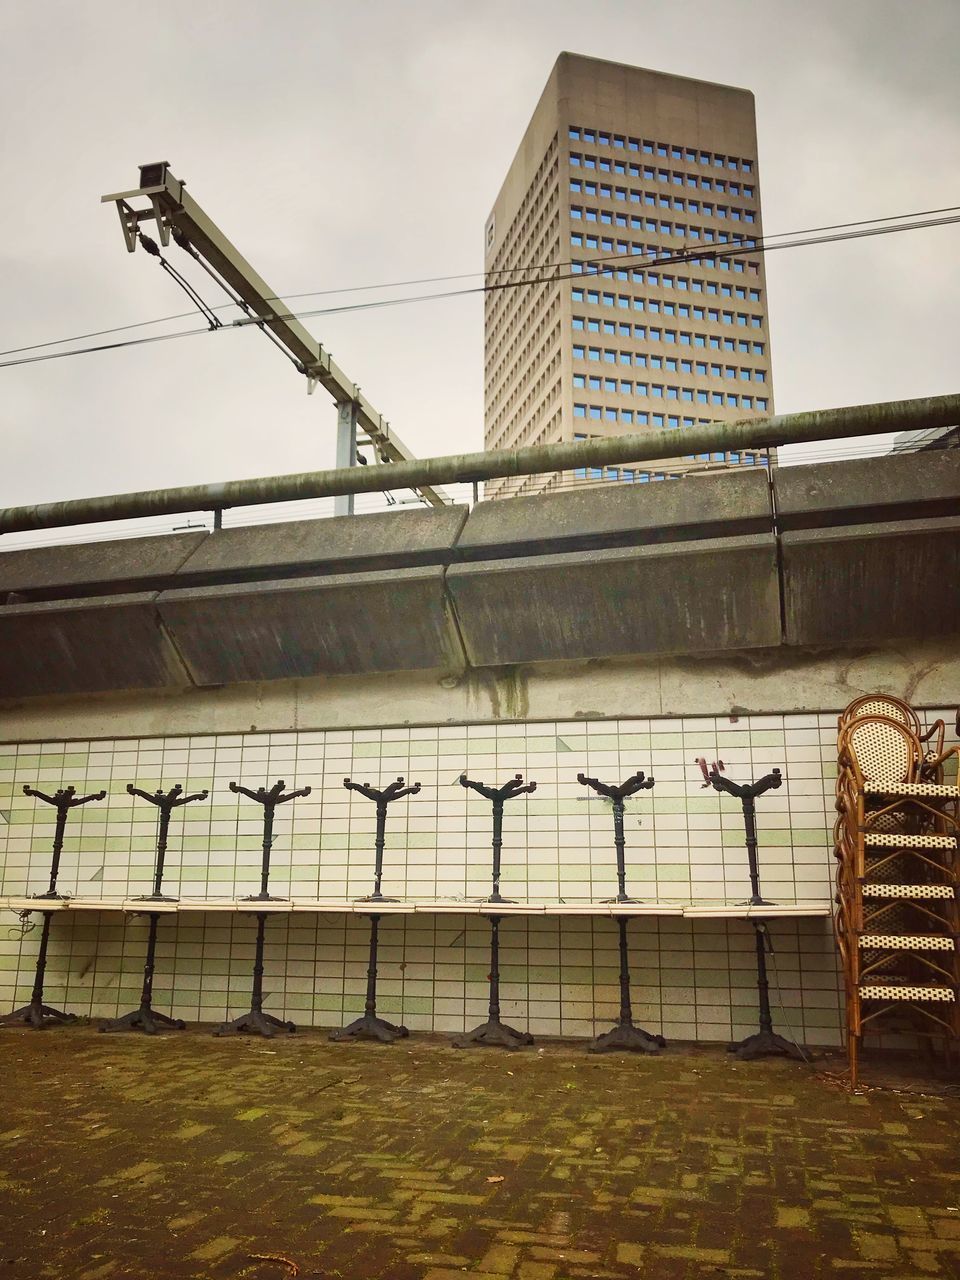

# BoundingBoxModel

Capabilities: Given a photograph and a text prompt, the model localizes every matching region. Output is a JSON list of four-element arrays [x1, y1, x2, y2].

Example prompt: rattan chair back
[[842, 715, 920, 790]]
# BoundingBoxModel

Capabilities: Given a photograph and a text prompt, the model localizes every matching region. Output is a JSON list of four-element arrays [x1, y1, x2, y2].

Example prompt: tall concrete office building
[[483, 53, 775, 498]]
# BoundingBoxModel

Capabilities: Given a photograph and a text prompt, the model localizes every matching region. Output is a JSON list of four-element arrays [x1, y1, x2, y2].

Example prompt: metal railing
[[0, 394, 956, 547]]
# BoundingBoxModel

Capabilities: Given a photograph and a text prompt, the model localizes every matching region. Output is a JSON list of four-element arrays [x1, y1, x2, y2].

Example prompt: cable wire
[[1, 203, 958, 360], [2, 212, 958, 371]]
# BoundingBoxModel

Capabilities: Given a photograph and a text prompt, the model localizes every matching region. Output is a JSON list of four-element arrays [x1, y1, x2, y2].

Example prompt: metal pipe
[[1, 394, 956, 534]]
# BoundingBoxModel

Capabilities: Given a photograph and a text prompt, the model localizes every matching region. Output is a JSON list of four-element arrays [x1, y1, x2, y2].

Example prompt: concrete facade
[[483, 53, 775, 498]]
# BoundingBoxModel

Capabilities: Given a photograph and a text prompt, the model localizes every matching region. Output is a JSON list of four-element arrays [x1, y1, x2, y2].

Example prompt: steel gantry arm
[[101, 162, 446, 510]]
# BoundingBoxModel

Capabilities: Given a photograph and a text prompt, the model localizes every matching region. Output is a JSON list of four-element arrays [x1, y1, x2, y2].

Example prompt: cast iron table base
[[101, 913, 186, 1036], [330, 913, 408, 1043], [214, 913, 295, 1038], [1, 784, 107, 1030], [705, 765, 782, 907], [459, 774, 537, 904], [453, 915, 533, 1050], [577, 771, 655, 904], [344, 776, 421, 904], [101, 784, 209, 1035], [0, 912, 77, 1030], [589, 916, 665, 1054], [728, 921, 803, 1060]]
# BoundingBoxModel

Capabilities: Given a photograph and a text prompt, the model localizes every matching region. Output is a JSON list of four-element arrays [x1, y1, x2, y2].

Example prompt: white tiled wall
[[1, 709, 951, 1044]]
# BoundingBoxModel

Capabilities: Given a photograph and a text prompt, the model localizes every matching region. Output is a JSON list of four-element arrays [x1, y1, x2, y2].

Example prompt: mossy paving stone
[[0, 1031, 957, 1278]]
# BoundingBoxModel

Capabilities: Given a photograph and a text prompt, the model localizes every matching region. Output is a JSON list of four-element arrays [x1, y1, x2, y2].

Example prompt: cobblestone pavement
[[1, 1028, 958, 1279]]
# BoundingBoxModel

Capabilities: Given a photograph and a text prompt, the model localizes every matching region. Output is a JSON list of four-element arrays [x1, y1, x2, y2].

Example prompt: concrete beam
[[0, 594, 188, 698], [448, 536, 781, 665], [173, 505, 468, 585], [157, 567, 466, 685], [456, 468, 771, 560], [782, 517, 960, 645], [774, 449, 960, 530], [0, 531, 207, 600]]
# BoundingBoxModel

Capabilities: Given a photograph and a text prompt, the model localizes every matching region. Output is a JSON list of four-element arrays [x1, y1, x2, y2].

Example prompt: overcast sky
[[1, 0, 958, 517]]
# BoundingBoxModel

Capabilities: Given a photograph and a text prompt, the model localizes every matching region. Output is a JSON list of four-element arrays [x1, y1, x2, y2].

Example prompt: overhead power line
[[3, 203, 959, 360], [1, 209, 959, 371]]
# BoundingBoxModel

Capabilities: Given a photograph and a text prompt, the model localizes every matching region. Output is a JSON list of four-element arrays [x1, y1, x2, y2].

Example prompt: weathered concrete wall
[[1, 636, 956, 744]]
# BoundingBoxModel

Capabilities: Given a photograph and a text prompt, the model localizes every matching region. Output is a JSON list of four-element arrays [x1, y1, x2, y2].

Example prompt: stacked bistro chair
[[833, 696, 959, 1085]]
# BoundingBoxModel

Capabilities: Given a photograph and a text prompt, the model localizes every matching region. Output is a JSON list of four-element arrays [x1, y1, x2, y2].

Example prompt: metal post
[[754, 923, 774, 1036], [1, 785, 105, 1029], [452, 915, 534, 1050], [576, 771, 654, 904], [616, 914, 632, 1027], [214, 780, 308, 1038], [702, 763, 805, 1060], [728, 922, 802, 1060], [126, 784, 209, 904], [0, 912, 75, 1030], [612, 798, 627, 901], [589, 916, 665, 1054], [250, 914, 266, 1014], [154, 806, 172, 898], [343, 776, 421, 903], [373, 801, 388, 900], [334, 400, 358, 517], [214, 911, 296, 1038], [364, 914, 380, 1017], [101, 912, 187, 1035], [459, 774, 537, 905], [48, 807, 69, 897], [229, 779, 311, 904], [490, 799, 505, 903], [258, 803, 275, 899], [704, 766, 781, 908], [488, 915, 502, 1023], [329, 912, 409, 1043], [99, 782, 208, 1035], [742, 795, 763, 906]]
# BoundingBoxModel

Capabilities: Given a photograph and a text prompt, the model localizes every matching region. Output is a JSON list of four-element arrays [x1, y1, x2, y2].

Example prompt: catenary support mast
[[102, 162, 446, 512]]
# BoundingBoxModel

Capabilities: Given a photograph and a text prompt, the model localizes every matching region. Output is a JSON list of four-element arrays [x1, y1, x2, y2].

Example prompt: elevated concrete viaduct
[[0, 449, 958, 717]]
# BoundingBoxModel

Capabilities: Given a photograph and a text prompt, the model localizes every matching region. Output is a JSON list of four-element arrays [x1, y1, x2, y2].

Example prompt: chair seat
[[865, 783, 960, 798], [860, 882, 956, 899], [858, 934, 956, 952], [863, 832, 957, 849], [860, 983, 955, 1002]]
